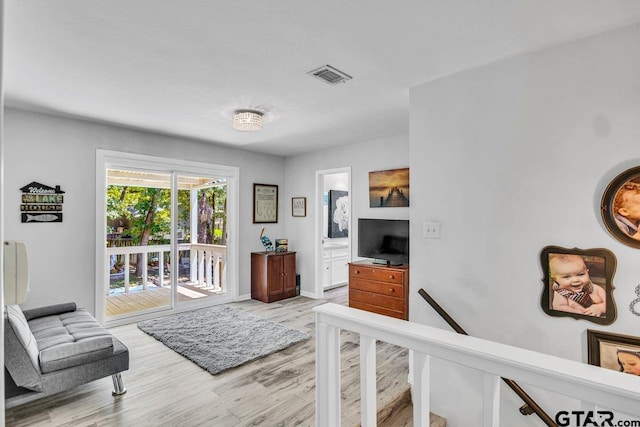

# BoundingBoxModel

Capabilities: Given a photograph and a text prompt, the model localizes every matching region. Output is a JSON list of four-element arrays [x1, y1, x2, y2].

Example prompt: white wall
[[284, 136, 409, 295], [3, 108, 286, 311], [410, 24, 640, 425], [3, 109, 410, 311]]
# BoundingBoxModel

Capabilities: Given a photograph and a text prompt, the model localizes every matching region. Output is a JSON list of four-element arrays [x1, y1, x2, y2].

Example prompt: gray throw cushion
[[6, 305, 40, 370], [22, 302, 77, 321]]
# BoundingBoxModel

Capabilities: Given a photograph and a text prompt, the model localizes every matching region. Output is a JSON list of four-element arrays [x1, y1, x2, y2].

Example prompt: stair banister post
[[360, 334, 377, 426], [412, 351, 431, 427], [316, 313, 341, 427], [483, 372, 500, 427]]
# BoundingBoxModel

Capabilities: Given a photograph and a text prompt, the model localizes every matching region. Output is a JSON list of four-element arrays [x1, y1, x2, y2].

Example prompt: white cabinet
[[323, 245, 349, 289], [322, 258, 332, 287]]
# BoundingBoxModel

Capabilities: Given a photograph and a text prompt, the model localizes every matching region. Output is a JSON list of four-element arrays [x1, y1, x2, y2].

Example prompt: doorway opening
[[315, 167, 351, 299]]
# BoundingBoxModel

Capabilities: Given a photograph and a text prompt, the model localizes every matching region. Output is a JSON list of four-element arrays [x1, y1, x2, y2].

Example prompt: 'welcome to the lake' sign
[[19, 182, 65, 223]]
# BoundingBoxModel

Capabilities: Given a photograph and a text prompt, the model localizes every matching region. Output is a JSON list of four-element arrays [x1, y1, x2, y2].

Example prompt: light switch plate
[[423, 221, 441, 239]]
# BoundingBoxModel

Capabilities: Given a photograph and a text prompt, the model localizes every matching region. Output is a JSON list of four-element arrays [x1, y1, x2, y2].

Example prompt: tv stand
[[348, 261, 409, 320]]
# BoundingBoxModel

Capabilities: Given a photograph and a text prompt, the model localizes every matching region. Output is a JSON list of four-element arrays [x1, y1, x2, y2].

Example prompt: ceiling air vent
[[307, 65, 352, 85]]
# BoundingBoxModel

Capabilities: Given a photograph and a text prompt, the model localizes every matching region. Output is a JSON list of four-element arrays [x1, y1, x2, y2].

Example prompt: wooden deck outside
[[106, 284, 223, 318]]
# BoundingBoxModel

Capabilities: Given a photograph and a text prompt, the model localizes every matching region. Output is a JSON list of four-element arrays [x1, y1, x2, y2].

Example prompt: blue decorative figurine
[[259, 227, 274, 251]]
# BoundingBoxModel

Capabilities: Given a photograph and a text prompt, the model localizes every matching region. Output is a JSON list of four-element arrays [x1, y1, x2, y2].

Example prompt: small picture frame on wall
[[587, 329, 640, 376], [292, 197, 306, 217], [253, 183, 278, 224], [601, 165, 640, 248], [539, 246, 617, 325]]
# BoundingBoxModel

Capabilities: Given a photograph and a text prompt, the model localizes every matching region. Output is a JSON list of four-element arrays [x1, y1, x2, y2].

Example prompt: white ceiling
[[5, 1, 640, 157]]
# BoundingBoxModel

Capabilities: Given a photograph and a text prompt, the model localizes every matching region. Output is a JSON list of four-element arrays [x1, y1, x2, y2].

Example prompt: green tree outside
[[107, 183, 227, 281]]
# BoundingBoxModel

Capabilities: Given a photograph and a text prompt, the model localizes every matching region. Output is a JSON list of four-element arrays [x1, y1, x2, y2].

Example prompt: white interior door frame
[[314, 166, 351, 299]]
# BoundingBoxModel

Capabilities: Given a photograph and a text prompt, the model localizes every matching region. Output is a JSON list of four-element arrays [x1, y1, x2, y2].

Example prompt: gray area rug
[[137, 305, 310, 375]]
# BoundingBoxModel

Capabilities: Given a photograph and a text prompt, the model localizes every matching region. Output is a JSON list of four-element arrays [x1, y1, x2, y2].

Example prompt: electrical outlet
[[423, 221, 441, 239]]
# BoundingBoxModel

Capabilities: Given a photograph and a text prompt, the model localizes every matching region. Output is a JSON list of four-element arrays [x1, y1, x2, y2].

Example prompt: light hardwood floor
[[5, 286, 411, 427]]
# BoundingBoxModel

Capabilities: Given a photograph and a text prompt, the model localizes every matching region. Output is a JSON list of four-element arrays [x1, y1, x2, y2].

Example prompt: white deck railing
[[106, 243, 226, 293], [187, 243, 226, 291], [314, 303, 640, 427]]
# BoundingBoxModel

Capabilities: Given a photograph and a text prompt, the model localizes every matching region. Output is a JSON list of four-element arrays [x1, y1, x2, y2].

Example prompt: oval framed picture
[[601, 166, 640, 249]]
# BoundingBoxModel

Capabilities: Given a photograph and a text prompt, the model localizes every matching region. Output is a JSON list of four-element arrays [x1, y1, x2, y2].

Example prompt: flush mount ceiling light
[[233, 110, 263, 132]]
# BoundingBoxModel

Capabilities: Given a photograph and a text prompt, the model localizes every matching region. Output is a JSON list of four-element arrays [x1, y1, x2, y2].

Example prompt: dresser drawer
[[349, 265, 404, 284], [349, 300, 405, 319], [349, 278, 404, 297], [349, 289, 405, 311]]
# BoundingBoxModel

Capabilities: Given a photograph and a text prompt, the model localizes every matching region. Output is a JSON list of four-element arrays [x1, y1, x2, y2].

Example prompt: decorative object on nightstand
[[259, 227, 273, 251], [275, 239, 288, 252]]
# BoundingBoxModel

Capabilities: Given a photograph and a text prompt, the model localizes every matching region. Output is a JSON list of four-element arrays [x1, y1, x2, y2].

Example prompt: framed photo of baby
[[601, 165, 640, 249], [539, 246, 617, 325], [587, 330, 640, 376]]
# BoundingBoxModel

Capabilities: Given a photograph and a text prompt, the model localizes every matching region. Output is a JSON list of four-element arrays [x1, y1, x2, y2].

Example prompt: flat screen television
[[358, 218, 409, 265]]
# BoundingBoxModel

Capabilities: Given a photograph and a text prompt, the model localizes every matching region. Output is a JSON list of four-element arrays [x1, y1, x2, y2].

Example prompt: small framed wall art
[[601, 165, 640, 248], [539, 245, 617, 325], [292, 197, 306, 217], [587, 329, 640, 376], [253, 183, 278, 224]]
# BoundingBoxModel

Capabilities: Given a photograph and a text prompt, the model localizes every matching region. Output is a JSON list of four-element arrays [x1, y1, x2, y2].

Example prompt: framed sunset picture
[[368, 168, 409, 208]]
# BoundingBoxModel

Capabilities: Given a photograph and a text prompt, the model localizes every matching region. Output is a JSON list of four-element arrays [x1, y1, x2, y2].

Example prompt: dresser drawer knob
[[389, 288, 394, 293], [354, 270, 360, 274], [389, 275, 395, 279]]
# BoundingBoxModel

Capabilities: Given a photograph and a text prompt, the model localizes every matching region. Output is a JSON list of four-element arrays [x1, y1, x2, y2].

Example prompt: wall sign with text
[[20, 181, 65, 223]]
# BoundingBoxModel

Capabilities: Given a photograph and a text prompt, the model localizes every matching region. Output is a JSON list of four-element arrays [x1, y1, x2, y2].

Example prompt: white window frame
[[95, 149, 240, 325]]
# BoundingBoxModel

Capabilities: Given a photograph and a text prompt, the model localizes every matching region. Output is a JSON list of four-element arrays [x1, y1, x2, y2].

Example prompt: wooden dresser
[[251, 251, 297, 303], [348, 261, 409, 320]]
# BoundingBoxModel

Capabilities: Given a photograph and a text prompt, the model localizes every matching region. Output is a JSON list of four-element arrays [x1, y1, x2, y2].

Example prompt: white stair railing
[[315, 303, 640, 427]]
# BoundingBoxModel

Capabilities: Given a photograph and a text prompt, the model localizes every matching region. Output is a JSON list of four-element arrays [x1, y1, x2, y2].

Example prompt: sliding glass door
[[174, 175, 228, 304], [96, 151, 238, 325], [105, 169, 173, 317]]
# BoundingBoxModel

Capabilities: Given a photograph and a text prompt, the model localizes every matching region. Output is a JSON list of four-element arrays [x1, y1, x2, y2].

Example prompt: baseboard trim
[[300, 291, 320, 299], [237, 293, 252, 301]]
